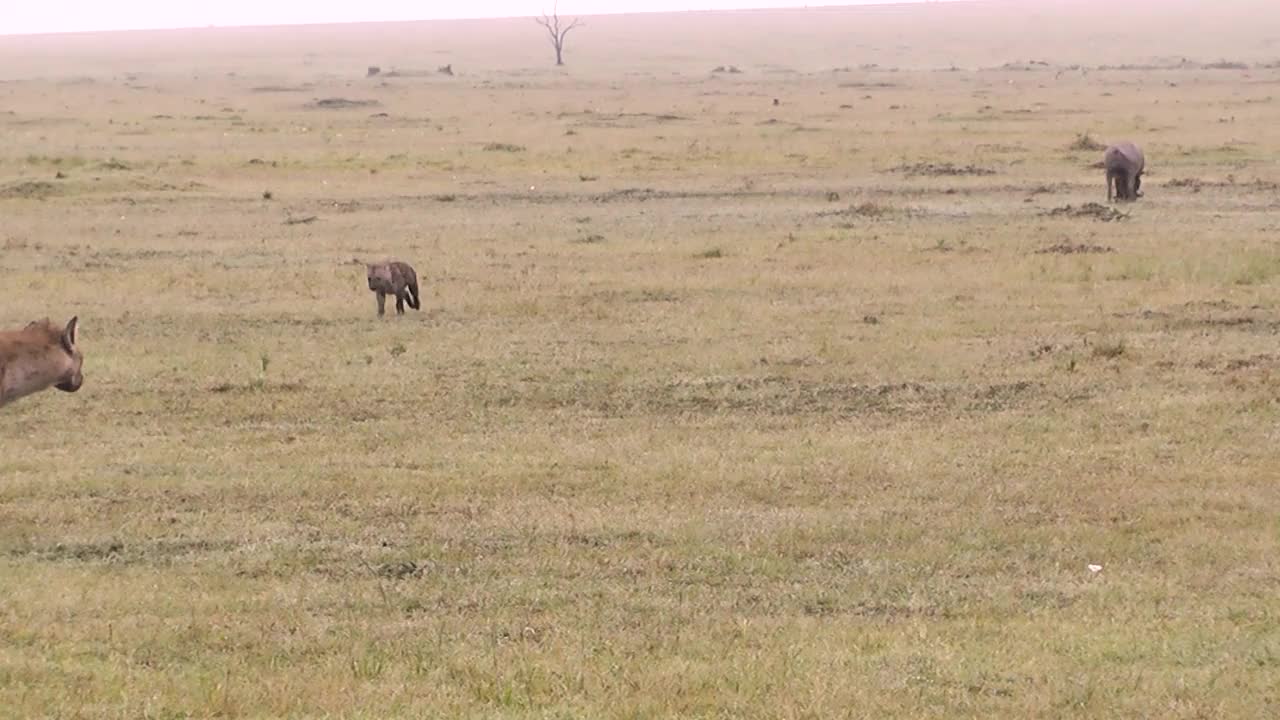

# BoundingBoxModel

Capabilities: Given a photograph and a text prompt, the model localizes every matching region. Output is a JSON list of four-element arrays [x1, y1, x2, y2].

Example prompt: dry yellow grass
[[2, 1, 1280, 716]]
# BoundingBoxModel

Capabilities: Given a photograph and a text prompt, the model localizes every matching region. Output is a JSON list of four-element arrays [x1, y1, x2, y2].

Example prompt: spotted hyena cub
[[366, 260, 421, 316]]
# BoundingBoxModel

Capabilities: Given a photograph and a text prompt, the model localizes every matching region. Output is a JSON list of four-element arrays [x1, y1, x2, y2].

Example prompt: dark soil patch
[[307, 97, 381, 109], [887, 162, 996, 177], [923, 240, 987, 254], [1181, 300, 1244, 312], [375, 560, 425, 579], [591, 187, 683, 203], [1025, 184, 1061, 195], [561, 111, 689, 128], [208, 381, 307, 394], [1166, 177, 1278, 192], [1041, 203, 1128, 222], [1138, 300, 1280, 335], [15, 538, 239, 565], [994, 60, 1054, 71], [1222, 354, 1278, 371], [1166, 177, 1205, 191], [1028, 341, 1073, 359], [251, 84, 314, 93], [502, 375, 1047, 419], [382, 69, 434, 78], [1036, 243, 1115, 255], [0, 180, 60, 199], [818, 201, 898, 219]]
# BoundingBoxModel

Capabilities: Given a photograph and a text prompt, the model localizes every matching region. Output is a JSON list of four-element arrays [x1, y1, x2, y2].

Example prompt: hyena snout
[[56, 372, 83, 393]]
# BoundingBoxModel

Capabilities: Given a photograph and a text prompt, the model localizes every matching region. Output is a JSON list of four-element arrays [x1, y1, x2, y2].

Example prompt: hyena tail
[[407, 277, 421, 310]]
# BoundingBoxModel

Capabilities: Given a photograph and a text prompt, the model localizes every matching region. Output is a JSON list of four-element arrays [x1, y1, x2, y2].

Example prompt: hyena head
[[367, 263, 392, 292], [53, 317, 83, 393]]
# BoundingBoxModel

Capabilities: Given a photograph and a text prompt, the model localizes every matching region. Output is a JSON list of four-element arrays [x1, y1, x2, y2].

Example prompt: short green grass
[[2, 2, 1280, 717]]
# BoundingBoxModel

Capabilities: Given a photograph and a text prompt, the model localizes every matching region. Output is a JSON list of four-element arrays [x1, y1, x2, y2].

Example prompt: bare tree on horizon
[[534, 3, 582, 66]]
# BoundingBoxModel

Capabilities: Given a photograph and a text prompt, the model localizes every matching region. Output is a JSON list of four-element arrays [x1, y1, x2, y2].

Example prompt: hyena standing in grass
[[366, 261, 421, 316], [0, 317, 83, 409]]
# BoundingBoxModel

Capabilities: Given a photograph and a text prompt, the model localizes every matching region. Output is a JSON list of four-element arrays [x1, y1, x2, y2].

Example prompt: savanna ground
[[2, 0, 1280, 716]]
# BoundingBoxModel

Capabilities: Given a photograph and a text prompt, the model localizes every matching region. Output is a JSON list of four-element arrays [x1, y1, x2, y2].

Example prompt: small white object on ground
[[1087, 564, 1103, 573]]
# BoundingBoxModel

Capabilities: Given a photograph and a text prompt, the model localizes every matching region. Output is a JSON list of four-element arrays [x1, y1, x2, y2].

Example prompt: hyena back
[[366, 261, 421, 316]]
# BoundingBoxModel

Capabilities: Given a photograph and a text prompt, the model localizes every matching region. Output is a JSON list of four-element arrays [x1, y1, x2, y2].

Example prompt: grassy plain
[[2, 0, 1280, 716]]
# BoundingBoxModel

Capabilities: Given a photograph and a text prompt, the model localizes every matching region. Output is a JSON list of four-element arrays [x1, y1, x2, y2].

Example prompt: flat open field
[[2, 0, 1279, 716]]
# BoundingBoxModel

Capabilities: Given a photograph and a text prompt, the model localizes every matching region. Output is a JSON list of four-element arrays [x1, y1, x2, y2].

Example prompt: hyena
[[0, 316, 83, 409], [366, 261, 421, 316]]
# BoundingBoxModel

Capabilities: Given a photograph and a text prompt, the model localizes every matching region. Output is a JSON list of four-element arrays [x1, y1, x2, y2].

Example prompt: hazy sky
[[6, 1, 947, 35]]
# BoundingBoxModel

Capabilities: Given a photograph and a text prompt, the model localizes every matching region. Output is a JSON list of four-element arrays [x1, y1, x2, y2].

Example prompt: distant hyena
[[0, 317, 83, 409], [366, 261, 421, 316]]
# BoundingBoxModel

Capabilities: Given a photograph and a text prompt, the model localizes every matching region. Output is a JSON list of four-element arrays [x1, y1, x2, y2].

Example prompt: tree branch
[[534, 14, 555, 37], [559, 17, 583, 42]]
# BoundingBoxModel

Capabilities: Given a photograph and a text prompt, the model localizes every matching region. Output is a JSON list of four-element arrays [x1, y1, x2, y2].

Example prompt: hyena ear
[[62, 316, 78, 352]]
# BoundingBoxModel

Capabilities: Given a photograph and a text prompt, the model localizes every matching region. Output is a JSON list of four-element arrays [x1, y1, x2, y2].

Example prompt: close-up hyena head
[[367, 263, 391, 291]]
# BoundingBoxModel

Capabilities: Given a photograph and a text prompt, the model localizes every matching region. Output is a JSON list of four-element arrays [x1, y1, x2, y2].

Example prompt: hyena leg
[[376, 291, 387, 316], [395, 291, 406, 315]]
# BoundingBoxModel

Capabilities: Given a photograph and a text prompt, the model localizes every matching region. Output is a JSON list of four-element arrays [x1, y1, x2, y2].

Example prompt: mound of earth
[[1041, 203, 1127, 222]]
